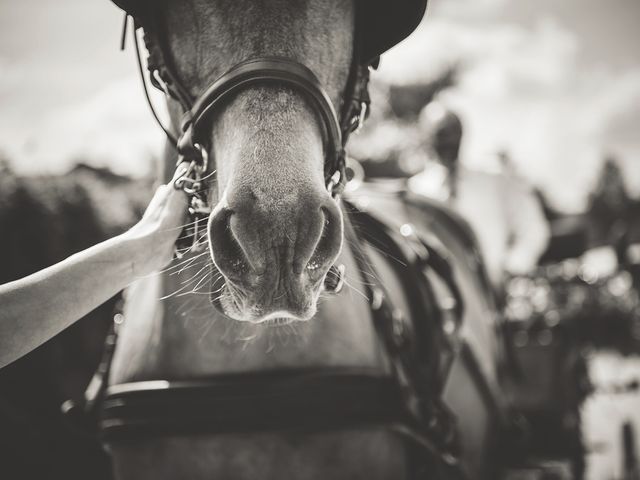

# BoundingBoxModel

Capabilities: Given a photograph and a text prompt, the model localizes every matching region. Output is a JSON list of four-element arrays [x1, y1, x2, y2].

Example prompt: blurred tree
[[0, 161, 152, 480]]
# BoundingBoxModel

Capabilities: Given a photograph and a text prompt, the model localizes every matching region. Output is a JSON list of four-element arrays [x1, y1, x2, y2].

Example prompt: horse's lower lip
[[209, 283, 315, 323], [253, 311, 305, 324]]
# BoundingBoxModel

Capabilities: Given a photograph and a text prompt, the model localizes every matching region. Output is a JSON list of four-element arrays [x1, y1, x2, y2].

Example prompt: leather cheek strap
[[177, 57, 344, 181]]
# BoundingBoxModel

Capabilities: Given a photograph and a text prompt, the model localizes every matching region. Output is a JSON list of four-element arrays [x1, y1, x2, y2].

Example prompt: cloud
[[1, 76, 167, 177], [0, 56, 23, 94], [588, 69, 640, 194], [424, 0, 510, 24], [373, 16, 640, 212]]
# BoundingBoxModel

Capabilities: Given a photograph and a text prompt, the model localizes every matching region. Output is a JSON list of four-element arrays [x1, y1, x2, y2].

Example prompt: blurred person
[[409, 103, 551, 291], [0, 181, 187, 369], [587, 156, 634, 255]]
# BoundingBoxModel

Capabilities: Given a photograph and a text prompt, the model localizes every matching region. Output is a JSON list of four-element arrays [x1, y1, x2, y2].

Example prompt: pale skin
[[0, 181, 188, 369]]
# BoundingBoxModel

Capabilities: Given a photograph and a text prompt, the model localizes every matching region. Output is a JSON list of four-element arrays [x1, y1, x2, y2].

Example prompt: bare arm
[[0, 185, 187, 369]]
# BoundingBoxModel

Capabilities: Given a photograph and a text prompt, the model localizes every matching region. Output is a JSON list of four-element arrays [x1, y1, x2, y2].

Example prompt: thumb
[[164, 184, 189, 222]]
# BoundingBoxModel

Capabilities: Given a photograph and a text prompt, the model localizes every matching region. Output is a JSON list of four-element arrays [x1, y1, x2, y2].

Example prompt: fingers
[[171, 162, 190, 185], [164, 184, 189, 224], [142, 182, 189, 226]]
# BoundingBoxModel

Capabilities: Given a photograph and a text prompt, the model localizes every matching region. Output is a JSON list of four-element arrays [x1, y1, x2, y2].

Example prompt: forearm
[[0, 233, 146, 369]]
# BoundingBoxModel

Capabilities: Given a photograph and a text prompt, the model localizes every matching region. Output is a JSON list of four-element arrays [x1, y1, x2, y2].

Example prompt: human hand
[[125, 180, 189, 276]]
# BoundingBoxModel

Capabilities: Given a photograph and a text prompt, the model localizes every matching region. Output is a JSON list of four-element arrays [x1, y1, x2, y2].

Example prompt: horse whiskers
[[345, 236, 407, 267], [341, 277, 370, 301], [209, 286, 225, 296], [175, 224, 211, 242], [160, 251, 208, 274], [354, 265, 382, 290], [161, 267, 213, 299], [159, 282, 196, 300], [176, 231, 203, 242], [198, 318, 217, 342], [175, 272, 216, 297], [165, 258, 207, 277], [193, 169, 217, 184], [174, 257, 209, 274], [165, 283, 212, 299], [210, 293, 227, 304], [134, 257, 205, 279], [172, 260, 206, 276], [179, 264, 211, 286], [163, 219, 202, 232], [176, 290, 215, 297], [192, 271, 213, 292], [177, 257, 212, 276]]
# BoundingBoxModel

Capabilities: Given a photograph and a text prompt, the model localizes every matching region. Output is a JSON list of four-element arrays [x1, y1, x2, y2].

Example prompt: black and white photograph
[[0, 0, 639, 479]]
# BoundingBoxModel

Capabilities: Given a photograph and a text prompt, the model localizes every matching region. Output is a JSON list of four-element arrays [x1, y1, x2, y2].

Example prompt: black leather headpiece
[[110, 0, 428, 64]]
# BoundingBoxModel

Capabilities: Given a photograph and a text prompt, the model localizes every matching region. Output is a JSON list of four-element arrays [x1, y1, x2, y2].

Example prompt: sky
[[0, 0, 639, 212]]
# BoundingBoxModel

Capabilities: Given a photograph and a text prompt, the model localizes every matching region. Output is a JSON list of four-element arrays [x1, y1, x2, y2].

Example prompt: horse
[[99, 0, 510, 478]]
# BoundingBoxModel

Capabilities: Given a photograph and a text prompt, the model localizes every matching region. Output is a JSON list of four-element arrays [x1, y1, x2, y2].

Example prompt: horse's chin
[[210, 281, 318, 324]]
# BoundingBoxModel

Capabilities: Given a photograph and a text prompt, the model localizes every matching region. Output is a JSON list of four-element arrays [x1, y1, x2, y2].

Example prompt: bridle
[[126, 13, 372, 256]]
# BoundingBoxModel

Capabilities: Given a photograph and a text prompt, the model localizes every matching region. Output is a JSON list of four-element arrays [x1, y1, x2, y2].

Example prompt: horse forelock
[[161, 0, 354, 105]]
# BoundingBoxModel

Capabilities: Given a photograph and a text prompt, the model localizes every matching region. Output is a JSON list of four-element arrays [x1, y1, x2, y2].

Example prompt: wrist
[[119, 228, 158, 278]]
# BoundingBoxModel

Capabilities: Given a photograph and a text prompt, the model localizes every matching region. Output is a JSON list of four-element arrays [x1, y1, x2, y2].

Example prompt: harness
[[69, 198, 467, 477]]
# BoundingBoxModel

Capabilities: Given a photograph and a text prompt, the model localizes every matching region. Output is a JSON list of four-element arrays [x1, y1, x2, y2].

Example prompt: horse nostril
[[324, 263, 346, 293], [208, 208, 250, 279], [305, 203, 343, 277]]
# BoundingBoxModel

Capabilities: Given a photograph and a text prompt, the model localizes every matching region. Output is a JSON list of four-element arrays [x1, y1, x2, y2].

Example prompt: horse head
[[159, 0, 355, 323], [116, 0, 426, 324]]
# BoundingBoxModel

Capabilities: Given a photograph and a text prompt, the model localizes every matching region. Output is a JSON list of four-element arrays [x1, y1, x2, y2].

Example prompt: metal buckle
[[355, 101, 367, 133], [173, 144, 212, 258], [326, 170, 342, 195], [324, 264, 346, 293], [347, 101, 368, 135]]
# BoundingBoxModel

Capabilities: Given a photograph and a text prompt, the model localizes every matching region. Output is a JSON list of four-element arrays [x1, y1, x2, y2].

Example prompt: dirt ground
[[584, 353, 640, 480]]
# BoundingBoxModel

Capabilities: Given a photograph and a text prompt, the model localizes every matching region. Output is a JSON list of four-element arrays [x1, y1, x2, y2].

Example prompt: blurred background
[[0, 0, 639, 479], [1, 0, 639, 209]]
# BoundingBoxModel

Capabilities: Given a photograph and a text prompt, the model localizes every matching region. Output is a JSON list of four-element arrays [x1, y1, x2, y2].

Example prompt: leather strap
[[341, 201, 462, 461], [96, 201, 463, 470], [176, 57, 344, 186], [134, 6, 369, 196], [101, 369, 406, 440]]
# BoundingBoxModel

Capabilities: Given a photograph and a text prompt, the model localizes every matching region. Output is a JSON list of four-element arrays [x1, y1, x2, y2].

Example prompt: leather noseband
[[177, 57, 345, 187]]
